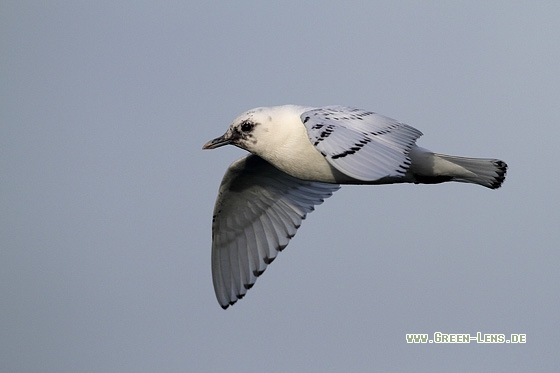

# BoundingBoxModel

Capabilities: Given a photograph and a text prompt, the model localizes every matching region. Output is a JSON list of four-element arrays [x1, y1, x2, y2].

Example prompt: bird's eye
[[241, 122, 253, 132]]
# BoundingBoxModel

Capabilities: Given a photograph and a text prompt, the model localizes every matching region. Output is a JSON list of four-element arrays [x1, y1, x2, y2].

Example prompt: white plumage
[[203, 105, 507, 309]]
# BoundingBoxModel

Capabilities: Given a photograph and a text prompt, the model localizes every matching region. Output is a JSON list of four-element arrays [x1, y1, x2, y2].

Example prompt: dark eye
[[241, 121, 253, 132]]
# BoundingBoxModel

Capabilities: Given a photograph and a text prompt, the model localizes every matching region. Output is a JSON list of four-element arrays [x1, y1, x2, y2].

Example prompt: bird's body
[[203, 105, 507, 309]]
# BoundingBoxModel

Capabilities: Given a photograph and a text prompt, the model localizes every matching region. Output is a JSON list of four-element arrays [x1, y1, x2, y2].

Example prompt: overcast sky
[[2, 1, 559, 372]]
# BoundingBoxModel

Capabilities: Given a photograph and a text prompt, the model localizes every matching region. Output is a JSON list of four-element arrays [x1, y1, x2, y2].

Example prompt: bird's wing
[[211, 154, 339, 309], [301, 106, 423, 181]]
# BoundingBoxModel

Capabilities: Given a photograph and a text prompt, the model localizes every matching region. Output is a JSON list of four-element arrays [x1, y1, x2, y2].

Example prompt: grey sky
[[2, 1, 559, 371]]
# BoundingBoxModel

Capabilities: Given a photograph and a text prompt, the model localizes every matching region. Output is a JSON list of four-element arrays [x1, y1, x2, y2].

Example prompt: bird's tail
[[409, 147, 508, 189], [433, 153, 507, 189]]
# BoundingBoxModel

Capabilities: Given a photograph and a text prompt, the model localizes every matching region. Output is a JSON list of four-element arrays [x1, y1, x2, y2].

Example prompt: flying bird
[[203, 105, 507, 309]]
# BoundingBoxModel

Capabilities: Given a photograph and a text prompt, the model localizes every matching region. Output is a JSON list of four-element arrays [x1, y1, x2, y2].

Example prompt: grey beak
[[202, 134, 232, 150]]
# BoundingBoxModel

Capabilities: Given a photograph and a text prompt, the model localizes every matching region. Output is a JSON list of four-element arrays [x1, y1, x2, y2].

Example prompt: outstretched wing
[[301, 106, 423, 181], [211, 154, 339, 309]]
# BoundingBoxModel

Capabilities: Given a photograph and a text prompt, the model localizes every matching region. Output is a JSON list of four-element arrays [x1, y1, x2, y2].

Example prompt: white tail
[[434, 153, 507, 189], [409, 147, 508, 189]]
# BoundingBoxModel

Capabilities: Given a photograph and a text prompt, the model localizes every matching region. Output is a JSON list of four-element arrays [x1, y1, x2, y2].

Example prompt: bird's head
[[202, 105, 309, 157]]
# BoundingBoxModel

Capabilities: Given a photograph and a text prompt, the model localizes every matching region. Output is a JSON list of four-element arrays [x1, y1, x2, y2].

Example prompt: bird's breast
[[264, 141, 347, 183]]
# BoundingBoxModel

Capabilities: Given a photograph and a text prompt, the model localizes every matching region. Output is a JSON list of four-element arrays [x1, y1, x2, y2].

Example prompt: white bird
[[203, 105, 507, 309]]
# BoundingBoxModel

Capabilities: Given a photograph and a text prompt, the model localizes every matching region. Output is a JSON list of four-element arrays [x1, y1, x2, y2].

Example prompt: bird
[[203, 105, 507, 309]]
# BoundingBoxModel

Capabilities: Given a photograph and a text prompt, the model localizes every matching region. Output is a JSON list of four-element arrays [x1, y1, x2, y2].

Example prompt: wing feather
[[302, 106, 423, 181], [211, 154, 339, 309]]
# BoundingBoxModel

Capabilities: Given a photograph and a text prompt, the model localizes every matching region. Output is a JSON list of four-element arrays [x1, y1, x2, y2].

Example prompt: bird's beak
[[202, 133, 232, 150]]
